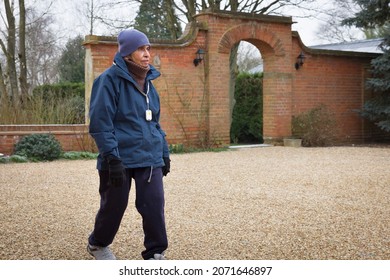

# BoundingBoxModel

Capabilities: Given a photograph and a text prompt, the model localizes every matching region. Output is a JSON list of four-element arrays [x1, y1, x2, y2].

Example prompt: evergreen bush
[[230, 72, 263, 144], [14, 134, 63, 161], [62, 151, 98, 160], [8, 155, 29, 163]]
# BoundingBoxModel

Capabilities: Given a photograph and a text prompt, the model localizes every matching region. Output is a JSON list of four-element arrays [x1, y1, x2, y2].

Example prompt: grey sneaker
[[87, 244, 116, 260], [148, 252, 166, 260]]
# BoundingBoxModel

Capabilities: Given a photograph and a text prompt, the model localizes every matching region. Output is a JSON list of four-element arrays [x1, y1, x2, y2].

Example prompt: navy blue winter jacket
[[89, 52, 169, 170]]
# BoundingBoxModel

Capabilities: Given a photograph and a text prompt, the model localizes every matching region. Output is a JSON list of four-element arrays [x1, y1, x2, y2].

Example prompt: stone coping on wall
[[83, 20, 202, 49], [0, 124, 88, 134], [82, 10, 294, 50], [0, 124, 92, 155], [195, 8, 293, 24]]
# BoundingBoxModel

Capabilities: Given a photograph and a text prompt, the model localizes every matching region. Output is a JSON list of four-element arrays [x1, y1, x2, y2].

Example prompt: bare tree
[[0, 0, 59, 101], [237, 42, 262, 72], [0, 0, 19, 100], [77, 0, 106, 35], [74, 0, 140, 35], [26, 8, 59, 87], [316, 0, 365, 43], [0, 61, 6, 99], [76, 0, 319, 37], [18, 0, 28, 96], [171, 0, 318, 22]]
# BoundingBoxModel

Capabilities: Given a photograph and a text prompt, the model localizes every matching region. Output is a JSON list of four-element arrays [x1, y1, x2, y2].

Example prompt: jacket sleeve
[[153, 87, 170, 158], [162, 133, 170, 158], [89, 73, 120, 158], [156, 123, 170, 158]]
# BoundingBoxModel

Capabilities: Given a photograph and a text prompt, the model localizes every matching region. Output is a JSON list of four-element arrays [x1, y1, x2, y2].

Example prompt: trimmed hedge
[[230, 72, 263, 144]]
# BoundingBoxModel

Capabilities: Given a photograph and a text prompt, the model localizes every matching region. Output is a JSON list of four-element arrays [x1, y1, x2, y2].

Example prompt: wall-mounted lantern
[[193, 49, 206, 66], [294, 51, 306, 70]]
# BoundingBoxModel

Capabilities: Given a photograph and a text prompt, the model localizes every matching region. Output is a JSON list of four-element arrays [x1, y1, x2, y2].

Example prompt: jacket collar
[[113, 52, 160, 82]]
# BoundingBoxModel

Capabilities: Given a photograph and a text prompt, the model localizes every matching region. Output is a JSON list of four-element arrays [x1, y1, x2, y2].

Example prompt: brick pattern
[[0, 125, 97, 155], [1, 11, 388, 155]]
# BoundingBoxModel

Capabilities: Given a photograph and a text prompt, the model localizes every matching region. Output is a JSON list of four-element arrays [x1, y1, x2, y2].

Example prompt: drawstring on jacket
[[147, 166, 153, 183]]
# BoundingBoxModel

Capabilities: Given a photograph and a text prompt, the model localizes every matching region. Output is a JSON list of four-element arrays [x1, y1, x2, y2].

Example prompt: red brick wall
[[291, 34, 385, 143], [0, 125, 97, 155], [1, 11, 387, 155]]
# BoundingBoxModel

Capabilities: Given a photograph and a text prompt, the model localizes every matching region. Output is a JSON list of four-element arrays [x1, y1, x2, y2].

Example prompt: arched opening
[[230, 41, 264, 145], [217, 22, 286, 146]]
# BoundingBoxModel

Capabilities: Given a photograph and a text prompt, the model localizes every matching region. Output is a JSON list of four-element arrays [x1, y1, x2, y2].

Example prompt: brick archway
[[198, 11, 293, 144], [215, 21, 292, 144], [80, 10, 382, 150], [217, 23, 286, 56]]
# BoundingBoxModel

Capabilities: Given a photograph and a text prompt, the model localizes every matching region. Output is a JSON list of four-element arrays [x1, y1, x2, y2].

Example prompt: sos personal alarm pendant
[[146, 109, 152, 121]]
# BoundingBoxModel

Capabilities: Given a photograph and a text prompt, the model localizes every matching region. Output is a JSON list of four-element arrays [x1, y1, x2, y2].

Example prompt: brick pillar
[[83, 35, 117, 124], [263, 70, 293, 144]]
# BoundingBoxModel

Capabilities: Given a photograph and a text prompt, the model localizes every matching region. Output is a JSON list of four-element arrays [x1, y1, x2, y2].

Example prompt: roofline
[[292, 31, 380, 58], [309, 37, 383, 49]]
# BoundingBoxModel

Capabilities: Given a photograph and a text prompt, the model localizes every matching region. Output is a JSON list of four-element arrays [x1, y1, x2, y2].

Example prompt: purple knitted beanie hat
[[117, 29, 150, 57]]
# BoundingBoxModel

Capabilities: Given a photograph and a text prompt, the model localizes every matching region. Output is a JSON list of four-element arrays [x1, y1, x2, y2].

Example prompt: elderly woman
[[87, 28, 170, 260]]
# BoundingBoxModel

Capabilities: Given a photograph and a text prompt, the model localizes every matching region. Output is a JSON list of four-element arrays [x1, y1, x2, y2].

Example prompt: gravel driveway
[[1, 146, 389, 260]]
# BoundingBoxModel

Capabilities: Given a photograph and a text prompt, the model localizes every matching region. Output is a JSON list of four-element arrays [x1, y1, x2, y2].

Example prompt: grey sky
[[50, 0, 328, 45]]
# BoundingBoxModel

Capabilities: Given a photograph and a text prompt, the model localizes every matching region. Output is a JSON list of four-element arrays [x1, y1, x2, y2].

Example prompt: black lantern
[[294, 51, 306, 70], [193, 49, 206, 66]]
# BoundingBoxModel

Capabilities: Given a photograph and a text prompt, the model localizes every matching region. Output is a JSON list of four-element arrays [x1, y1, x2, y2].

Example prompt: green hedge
[[230, 72, 263, 144], [32, 82, 84, 100]]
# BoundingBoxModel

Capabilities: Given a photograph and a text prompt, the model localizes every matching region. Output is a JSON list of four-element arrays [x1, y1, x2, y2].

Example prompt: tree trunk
[[0, 63, 8, 101], [19, 0, 28, 97], [89, 0, 94, 35], [4, 0, 19, 99], [181, 0, 196, 21], [164, 0, 180, 39]]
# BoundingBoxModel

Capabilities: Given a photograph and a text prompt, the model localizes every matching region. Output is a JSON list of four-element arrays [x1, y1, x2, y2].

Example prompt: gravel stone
[[0, 146, 389, 260]]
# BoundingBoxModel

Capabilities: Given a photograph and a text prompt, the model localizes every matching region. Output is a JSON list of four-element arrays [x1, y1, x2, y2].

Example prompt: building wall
[[0, 10, 387, 155]]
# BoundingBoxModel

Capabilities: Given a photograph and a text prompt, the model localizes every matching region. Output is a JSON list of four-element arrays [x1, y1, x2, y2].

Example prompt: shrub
[[14, 134, 63, 161], [1, 155, 29, 163], [62, 151, 98, 160], [0, 83, 85, 124], [32, 83, 85, 124], [8, 155, 29, 163], [169, 143, 185, 154], [292, 104, 338, 147], [32, 82, 84, 100], [230, 72, 263, 144]]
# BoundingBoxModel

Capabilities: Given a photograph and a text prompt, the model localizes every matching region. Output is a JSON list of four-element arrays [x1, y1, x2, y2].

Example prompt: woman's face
[[125, 45, 151, 67]]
